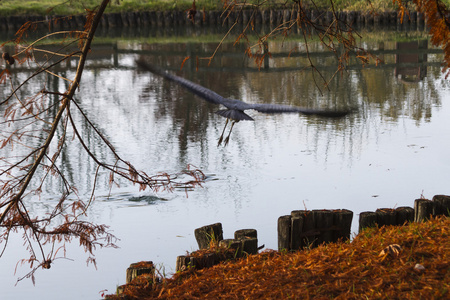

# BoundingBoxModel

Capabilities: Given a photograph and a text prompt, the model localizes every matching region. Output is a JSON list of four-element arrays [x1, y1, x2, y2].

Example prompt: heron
[[136, 59, 351, 146]]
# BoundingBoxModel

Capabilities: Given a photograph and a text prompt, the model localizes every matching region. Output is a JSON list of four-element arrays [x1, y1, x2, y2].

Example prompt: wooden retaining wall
[[0, 9, 427, 32], [278, 209, 353, 251]]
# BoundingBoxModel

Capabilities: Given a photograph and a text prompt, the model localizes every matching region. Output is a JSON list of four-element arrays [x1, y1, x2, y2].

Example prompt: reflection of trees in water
[[137, 37, 445, 169], [2, 37, 445, 201], [0, 71, 67, 197]]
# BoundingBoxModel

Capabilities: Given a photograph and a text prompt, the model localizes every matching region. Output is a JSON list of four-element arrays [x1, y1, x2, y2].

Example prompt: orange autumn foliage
[[396, 0, 450, 77], [107, 216, 449, 299]]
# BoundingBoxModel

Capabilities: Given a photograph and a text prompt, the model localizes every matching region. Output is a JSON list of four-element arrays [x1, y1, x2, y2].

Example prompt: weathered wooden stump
[[432, 195, 450, 216], [126, 261, 155, 284], [332, 209, 353, 242], [235, 229, 258, 255], [241, 237, 258, 255], [197, 253, 218, 269], [376, 208, 397, 226], [234, 229, 257, 240], [219, 238, 242, 257], [414, 199, 434, 222], [290, 214, 304, 250], [395, 206, 414, 225], [300, 210, 318, 248], [279, 209, 353, 251], [194, 223, 223, 249], [314, 210, 334, 245], [359, 211, 378, 232], [176, 255, 191, 272], [278, 215, 292, 251], [185, 253, 219, 270], [291, 210, 311, 249]]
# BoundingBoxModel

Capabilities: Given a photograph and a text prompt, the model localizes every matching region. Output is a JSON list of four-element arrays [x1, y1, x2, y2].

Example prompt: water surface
[[1, 27, 449, 299]]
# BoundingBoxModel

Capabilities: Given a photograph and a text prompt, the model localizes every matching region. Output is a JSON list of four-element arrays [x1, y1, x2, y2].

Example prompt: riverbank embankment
[[0, 9, 426, 32]]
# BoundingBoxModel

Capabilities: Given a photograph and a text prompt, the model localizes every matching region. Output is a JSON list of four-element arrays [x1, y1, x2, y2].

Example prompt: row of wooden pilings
[[0, 9, 427, 31], [119, 194, 449, 293]]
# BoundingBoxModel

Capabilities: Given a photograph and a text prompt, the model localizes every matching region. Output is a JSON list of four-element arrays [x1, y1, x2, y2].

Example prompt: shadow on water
[[127, 195, 167, 205]]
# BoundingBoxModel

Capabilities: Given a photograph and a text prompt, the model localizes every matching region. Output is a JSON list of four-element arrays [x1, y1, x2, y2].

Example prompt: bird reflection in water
[[136, 59, 352, 146]]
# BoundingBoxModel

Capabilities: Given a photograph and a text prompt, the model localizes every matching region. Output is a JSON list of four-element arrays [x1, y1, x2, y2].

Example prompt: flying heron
[[136, 59, 351, 146]]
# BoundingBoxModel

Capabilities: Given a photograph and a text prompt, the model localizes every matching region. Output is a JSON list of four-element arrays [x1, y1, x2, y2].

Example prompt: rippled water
[[1, 26, 450, 299]]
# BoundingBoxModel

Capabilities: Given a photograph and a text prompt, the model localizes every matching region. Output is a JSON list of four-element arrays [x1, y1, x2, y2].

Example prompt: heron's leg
[[223, 121, 236, 146], [217, 118, 229, 146]]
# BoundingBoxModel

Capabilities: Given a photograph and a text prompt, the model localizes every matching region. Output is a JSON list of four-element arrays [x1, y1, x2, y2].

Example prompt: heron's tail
[[215, 109, 254, 121]]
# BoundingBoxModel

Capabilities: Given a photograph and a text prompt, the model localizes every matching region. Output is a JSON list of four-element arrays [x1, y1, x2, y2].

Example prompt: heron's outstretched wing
[[136, 59, 226, 105], [245, 103, 351, 118]]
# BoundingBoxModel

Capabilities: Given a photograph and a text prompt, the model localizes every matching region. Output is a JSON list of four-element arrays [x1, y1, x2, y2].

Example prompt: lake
[[1, 25, 450, 299]]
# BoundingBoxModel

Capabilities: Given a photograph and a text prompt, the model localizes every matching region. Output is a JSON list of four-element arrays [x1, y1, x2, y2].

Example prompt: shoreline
[[0, 9, 426, 32], [106, 215, 450, 299]]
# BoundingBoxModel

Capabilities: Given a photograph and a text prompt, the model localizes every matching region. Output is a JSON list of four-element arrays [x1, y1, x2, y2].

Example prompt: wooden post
[[263, 41, 269, 69], [193, 253, 218, 270], [278, 215, 291, 251], [432, 195, 450, 216], [302, 211, 316, 248], [414, 199, 434, 222], [126, 261, 155, 284], [262, 10, 270, 24], [291, 210, 316, 248], [254, 10, 262, 24], [156, 11, 164, 27], [235, 229, 258, 255], [283, 9, 291, 23], [359, 211, 377, 233], [219, 239, 242, 257], [201, 253, 218, 268], [395, 206, 414, 225], [242, 10, 250, 25], [376, 208, 396, 226], [290, 216, 304, 250], [189, 256, 198, 269], [116, 284, 126, 295], [176, 252, 219, 272], [270, 9, 277, 25], [194, 223, 223, 249], [332, 209, 353, 242], [241, 238, 258, 255], [176, 255, 190, 272], [313, 210, 333, 245], [234, 229, 257, 240], [291, 211, 307, 250]]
